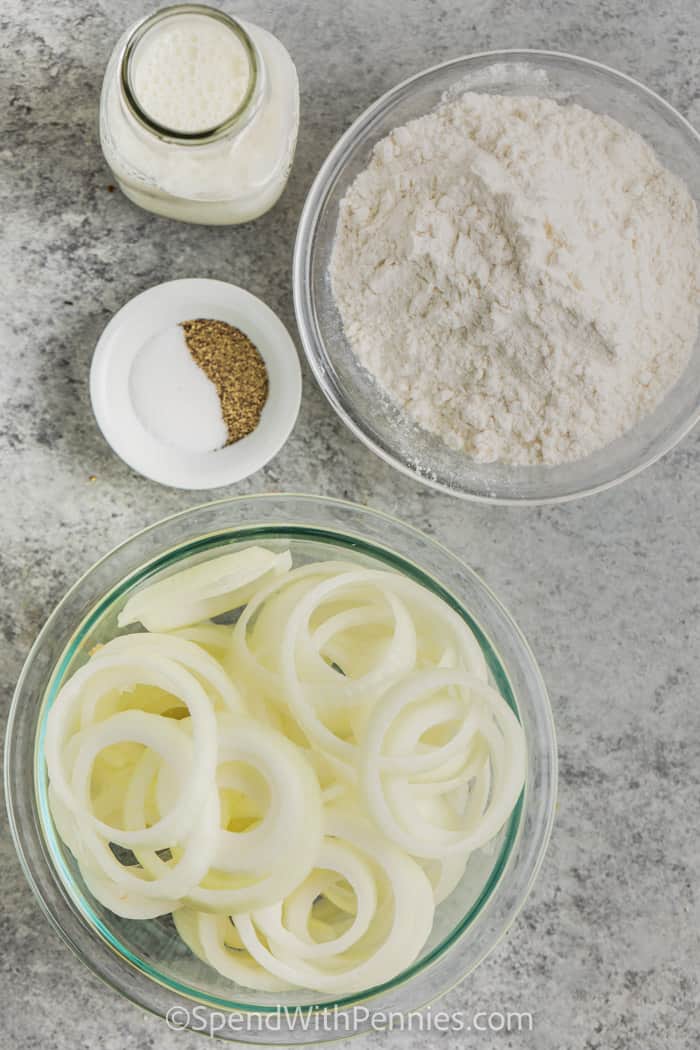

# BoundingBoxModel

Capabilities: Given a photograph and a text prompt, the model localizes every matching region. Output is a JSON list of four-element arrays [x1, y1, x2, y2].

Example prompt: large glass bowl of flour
[[294, 51, 700, 503]]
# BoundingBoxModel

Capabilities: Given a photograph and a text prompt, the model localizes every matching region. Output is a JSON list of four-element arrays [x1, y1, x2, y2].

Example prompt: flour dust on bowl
[[5, 495, 556, 1043], [294, 51, 700, 503]]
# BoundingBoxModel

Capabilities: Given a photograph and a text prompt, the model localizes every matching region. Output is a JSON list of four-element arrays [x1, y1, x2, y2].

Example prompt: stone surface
[[1, 1, 699, 1048]]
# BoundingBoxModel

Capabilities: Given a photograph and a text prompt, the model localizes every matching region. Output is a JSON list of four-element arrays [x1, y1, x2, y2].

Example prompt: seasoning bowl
[[5, 494, 556, 1043], [293, 51, 700, 504], [90, 279, 301, 489]]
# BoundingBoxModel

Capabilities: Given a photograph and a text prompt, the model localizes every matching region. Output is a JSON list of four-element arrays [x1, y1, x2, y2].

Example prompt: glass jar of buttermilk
[[99, 4, 299, 224]]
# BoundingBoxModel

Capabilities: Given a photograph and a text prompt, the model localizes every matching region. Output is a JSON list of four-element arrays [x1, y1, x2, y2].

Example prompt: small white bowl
[[90, 278, 301, 489]]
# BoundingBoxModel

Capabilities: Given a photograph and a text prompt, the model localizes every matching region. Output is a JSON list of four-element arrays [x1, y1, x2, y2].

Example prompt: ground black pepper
[[181, 319, 269, 446]]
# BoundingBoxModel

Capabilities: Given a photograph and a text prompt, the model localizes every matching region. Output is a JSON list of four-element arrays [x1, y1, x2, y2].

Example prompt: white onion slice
[[253, 839, 377, 960], [169, 623, 233, 658], [233, 808, 435, 994], [47, 656, 218, 847], [118, 548, 291, 631], [81, 633, 244, 718], [175, 910, 294, 992], [419, 850, 470, 905], [183, 715, 323, 913], [230, 561, 359, 701], [360, 669, 526, 858]]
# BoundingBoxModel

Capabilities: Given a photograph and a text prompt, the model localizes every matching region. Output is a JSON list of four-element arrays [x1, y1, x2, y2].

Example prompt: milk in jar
[[100, 4, 299, 224]]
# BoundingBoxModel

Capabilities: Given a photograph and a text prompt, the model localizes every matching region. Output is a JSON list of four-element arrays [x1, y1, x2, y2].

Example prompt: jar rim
[[119, 3, 264, 146]]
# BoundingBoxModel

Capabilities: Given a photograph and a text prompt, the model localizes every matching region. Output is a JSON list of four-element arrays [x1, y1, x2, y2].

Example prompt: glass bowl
[[293, 51, 700, 504], [5, 494, 556, 1042]]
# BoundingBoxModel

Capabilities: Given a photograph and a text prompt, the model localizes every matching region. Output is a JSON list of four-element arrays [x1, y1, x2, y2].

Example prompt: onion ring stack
[[46, 547, 526, 994]]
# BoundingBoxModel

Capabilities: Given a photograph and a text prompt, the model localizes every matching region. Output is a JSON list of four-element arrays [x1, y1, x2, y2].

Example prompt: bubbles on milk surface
[[131, 14, 251, 133]]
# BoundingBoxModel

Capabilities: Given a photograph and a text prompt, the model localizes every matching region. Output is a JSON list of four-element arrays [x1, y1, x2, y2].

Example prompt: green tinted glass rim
[[35, 524, 525, 1014]]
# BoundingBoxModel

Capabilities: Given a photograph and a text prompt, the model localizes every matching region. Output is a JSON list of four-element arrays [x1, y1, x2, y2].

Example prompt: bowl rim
[[5, 493, 558, 1041], [293, 48, 700, 505]]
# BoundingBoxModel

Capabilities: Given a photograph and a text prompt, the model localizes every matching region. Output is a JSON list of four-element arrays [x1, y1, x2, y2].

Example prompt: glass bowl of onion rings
[[5, 494, 556, 1043]]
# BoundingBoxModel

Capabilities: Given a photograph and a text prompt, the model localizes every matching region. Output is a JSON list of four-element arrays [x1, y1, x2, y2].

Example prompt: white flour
[[331, 93, 700, 464]]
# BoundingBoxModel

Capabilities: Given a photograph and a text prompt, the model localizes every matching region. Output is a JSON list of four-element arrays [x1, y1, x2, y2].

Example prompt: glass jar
[[99, 4, 299, 224]]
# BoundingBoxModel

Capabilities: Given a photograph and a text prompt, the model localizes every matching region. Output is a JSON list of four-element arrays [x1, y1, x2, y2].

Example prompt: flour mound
[[331, 93, 700, 465]]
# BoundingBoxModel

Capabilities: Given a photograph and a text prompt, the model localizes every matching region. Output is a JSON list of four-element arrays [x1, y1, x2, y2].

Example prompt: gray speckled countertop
[[2, 1, 699, 1048]]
